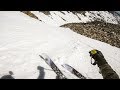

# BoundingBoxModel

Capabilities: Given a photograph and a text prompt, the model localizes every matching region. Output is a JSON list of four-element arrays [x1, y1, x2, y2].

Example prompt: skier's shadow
[[1, 71, 15, 79], [56, 75, 61, 79], [37, 66, 45, 79]]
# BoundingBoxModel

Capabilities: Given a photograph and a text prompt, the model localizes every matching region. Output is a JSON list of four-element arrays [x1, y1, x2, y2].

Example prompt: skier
[[1, 71, 15, 79], [89, 49, 119, 79]]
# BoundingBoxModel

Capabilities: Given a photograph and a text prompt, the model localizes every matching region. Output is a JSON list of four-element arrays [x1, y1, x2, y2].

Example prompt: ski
[[62, 64, 86, 79], [39, 53, 67, 79]]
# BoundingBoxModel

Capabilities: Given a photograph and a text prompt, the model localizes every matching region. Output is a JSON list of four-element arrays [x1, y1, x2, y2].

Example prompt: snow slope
[[31, 11, 120, 26], [0, 11, 120, 79]]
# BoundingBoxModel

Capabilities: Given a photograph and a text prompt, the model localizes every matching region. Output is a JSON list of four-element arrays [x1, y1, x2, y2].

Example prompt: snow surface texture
[[0, 11, 120, 79], [31, 11, 119, 26]]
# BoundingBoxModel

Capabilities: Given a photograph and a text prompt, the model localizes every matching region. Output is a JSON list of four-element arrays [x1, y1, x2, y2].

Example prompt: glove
[[89, 49, 107, 67]]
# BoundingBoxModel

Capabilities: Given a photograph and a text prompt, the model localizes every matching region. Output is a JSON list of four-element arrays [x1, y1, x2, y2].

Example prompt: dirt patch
[[21, 11, 39, 20], [61, 21, 120, 48], [72, 11, 86, 16], [40, 11, 50, 15]]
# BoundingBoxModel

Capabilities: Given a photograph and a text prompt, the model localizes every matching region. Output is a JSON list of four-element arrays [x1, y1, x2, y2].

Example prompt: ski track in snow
[[0, 11, 120, 79]]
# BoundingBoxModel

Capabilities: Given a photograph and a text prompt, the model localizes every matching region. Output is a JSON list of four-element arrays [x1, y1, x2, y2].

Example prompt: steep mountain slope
[[30, 11, 120, 26], [0, 11, 120, 79], [26, 11, 120, 48]]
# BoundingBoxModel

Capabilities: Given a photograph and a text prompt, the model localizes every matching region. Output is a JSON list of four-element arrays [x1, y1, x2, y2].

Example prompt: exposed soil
[[61, 21, 120, 48]]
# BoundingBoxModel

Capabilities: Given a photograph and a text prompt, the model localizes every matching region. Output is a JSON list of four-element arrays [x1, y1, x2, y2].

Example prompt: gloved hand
[[89, 49, 107, 67]]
